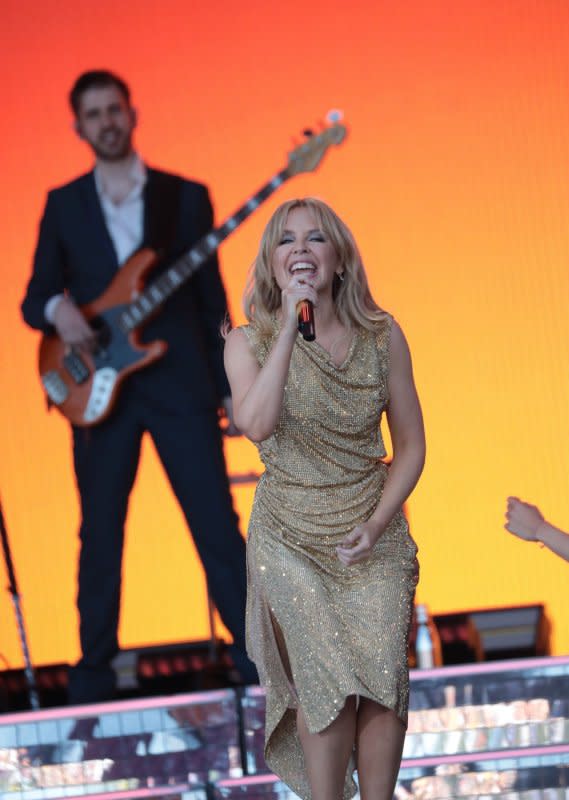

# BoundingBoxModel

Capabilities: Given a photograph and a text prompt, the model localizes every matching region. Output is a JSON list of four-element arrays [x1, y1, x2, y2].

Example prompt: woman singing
[[224, 198, 425, 800]]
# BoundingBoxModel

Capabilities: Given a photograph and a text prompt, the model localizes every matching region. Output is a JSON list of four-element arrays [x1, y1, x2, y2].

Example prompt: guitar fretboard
[[120, 168, 290, 332]]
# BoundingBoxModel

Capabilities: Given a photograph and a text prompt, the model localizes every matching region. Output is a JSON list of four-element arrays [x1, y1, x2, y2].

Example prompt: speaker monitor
[[433, 603, 550, 664]]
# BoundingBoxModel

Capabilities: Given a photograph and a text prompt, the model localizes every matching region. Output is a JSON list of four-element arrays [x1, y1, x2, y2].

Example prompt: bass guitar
[[39, 115, 347, 426]]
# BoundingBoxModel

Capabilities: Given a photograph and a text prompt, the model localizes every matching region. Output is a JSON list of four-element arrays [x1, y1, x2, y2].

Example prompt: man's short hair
[[69, 70, 131, 116]]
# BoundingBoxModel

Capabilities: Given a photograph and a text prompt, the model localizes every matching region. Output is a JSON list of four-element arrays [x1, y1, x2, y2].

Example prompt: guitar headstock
[[287, 112, 348, 176]]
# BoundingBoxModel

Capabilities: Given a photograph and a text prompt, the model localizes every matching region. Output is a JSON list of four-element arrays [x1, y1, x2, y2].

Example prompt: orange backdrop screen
[[1, 0, 568, 669]]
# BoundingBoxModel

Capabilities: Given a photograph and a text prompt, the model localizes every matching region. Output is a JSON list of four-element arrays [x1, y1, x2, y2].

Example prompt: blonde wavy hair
[[243, 198, 386, 336]]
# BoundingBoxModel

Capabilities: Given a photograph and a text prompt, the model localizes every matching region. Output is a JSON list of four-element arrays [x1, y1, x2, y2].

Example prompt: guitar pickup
[[41, 370, 69, 405], [63, 351, 90, 384]]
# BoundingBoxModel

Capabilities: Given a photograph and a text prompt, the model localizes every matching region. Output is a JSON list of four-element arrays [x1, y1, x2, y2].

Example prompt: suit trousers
[[67, 380, 254, 704]]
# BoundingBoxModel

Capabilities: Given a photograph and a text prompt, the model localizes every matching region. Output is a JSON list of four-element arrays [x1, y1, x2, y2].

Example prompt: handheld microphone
[[297, 300, 316, 342]]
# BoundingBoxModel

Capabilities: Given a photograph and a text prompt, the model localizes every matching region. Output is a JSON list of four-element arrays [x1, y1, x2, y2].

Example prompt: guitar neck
[[121, 166, 292, 331]]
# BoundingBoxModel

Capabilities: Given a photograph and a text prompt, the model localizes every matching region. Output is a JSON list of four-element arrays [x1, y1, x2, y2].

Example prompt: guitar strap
[[142, 170, 183, 260]]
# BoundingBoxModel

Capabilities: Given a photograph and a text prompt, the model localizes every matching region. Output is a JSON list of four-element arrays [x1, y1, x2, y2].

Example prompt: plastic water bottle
[[415, 604, 441, 669]]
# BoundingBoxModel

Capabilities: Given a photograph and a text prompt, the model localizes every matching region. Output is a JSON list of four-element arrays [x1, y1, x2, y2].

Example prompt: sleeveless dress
[[240, 314, 419, 800]]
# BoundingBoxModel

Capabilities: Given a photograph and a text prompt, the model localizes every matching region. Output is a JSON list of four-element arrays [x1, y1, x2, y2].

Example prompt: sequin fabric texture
[[240, 314, 419, 800]]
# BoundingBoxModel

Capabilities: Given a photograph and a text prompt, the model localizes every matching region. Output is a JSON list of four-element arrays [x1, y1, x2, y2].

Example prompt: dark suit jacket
[[21, 167, 231, 413]]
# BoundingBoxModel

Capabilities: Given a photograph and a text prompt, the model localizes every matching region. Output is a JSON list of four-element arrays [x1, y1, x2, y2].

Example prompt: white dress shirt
[[45, 155, 147, 323]]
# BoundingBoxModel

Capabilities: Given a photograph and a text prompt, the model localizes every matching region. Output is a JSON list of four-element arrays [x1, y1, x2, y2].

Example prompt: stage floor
[[1, 655, 568, 799]]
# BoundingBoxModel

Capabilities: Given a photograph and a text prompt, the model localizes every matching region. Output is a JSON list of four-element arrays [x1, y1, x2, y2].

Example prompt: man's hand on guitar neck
[[52, 296, 96, 351]]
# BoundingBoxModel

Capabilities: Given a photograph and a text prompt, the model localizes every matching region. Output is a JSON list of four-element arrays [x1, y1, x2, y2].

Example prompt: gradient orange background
[[1, 0, 568, 672]]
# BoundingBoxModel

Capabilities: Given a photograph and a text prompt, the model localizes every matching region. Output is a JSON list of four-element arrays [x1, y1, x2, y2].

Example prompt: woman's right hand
[[280, 275, 318, 332]]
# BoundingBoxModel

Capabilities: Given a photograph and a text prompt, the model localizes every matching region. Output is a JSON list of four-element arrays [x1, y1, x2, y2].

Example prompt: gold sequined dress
[[241, 314, 419, 800]]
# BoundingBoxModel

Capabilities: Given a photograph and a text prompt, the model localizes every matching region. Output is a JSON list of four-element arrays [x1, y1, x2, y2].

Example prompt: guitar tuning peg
[[302, 128, 315, 138], [326, 109, 344, 123]]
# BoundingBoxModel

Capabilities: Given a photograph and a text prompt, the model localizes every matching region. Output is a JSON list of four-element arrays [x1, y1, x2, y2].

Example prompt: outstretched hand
[[504, 496, 544, 542], [336, 521, 382, 566]]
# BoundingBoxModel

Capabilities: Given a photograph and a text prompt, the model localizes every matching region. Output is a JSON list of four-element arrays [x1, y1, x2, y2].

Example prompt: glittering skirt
[[245, 464, 419, 800]]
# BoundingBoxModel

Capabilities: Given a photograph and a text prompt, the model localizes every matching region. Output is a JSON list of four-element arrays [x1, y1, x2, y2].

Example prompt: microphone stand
[[0, 497, 40, 709]]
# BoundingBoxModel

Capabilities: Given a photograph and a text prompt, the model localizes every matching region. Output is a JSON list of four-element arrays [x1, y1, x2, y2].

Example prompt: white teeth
[[290, 262, 316, 272]]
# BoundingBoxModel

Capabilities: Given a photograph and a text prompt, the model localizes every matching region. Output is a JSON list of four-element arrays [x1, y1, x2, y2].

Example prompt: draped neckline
[[297, 327, 359, 371]]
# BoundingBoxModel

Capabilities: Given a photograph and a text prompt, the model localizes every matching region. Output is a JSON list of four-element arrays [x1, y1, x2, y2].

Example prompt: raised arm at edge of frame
[[537, 521, 569, 562], [505, 497, 569, 563]]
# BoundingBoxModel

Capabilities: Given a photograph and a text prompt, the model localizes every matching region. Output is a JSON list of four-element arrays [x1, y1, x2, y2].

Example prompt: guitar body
[[39, 248, 167, 427]]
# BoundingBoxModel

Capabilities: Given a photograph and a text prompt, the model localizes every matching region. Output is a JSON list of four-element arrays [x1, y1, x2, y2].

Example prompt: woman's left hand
[[336, 521, 383, 566]]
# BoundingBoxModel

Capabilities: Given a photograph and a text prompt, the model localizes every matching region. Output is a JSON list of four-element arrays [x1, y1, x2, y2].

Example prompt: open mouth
[[289, 261, 316, 276]]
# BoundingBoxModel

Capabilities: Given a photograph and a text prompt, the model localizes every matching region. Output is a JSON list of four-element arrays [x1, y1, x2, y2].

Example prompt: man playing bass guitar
[[21, 69, 257, 704]]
